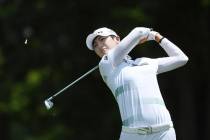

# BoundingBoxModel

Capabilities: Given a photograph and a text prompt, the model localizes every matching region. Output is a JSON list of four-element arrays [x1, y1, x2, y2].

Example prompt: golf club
[[44, 65, 99, 110]]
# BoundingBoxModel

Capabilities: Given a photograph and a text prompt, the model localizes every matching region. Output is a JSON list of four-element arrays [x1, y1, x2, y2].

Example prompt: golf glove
[[132, 27, 151, 40], [147, 31, 159, 41]]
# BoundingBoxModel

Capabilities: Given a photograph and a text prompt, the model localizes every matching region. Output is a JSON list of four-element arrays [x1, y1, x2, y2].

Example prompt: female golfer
[[86, 27, 188, 140]]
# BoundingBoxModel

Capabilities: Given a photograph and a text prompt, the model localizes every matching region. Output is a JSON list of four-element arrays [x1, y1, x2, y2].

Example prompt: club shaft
[[47, 65, 99, 100]]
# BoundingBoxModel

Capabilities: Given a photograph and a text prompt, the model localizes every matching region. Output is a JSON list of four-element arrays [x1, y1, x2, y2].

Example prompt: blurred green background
[[0, 0, 210, 140]]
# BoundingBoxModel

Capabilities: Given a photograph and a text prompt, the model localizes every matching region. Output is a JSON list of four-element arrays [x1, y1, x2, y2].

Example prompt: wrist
[[158, 37, 165, 44], [155, 34, 163, 43]]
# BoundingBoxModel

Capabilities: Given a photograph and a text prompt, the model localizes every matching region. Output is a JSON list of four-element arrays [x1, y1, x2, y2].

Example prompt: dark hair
[[110, 35, 116, 39], [92, 35, 117, 49]]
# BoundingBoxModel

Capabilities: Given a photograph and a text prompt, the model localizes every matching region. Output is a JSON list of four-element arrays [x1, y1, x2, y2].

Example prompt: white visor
[[86, 27, 118, 50]]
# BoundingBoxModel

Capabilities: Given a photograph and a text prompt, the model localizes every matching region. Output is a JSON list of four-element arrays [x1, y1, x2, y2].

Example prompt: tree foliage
[[0, 0, 210, 140]]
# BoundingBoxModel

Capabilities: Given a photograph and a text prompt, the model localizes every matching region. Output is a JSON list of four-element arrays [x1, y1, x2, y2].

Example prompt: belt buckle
[[138, 126, 152, 134], [146, 126, 152, 134]]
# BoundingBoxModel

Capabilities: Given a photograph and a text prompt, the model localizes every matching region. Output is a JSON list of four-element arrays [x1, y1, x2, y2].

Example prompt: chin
[[102, 50, 108, 54]]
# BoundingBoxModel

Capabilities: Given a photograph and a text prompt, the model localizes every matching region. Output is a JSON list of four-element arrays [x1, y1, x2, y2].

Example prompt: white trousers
[[119, 127, 176, 140]]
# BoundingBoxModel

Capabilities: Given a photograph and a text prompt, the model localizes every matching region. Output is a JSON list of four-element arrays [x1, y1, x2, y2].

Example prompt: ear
[[115, 36, 120, 41]]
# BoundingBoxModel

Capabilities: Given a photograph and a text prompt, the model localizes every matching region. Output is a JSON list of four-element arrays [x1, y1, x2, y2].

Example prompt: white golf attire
[[98, 28, 188, 140]]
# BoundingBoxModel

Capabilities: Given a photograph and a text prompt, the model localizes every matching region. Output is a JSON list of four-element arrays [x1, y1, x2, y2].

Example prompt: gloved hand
[[133, 27, 151, 40], [147, 31, 159, 41]]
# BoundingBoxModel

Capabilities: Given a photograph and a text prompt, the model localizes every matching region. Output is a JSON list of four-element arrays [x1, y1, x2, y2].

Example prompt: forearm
[[156, 36, 189, 73], [159, 37, 188, 61], [149, 31, 188, 59], [110, 27, 150, 66]]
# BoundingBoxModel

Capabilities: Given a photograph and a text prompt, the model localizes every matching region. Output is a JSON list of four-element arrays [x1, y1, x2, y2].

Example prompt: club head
[[44, 99, 54, 110]]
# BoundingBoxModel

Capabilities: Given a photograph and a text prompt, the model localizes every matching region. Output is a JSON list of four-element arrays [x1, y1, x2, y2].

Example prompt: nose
[[98, 42, 105, 48]]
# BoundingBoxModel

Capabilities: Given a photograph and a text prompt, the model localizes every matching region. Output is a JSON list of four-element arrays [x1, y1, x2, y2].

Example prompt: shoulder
[[99, 48, 117, 72], [99, 54, 115, 81]]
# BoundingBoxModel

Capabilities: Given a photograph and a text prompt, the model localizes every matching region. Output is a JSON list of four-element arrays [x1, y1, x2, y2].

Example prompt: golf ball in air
[[24, 39, 28, 44]]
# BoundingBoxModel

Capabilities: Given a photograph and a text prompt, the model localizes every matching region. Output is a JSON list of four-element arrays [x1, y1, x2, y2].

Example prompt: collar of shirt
[[123, 55, 138, 66]]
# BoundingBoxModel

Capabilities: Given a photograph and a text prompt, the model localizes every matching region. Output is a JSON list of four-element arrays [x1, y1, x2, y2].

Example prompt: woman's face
[[93, 36, 120, 57]]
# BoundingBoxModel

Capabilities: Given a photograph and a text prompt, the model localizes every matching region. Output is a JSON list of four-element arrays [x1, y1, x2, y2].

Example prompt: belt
[[122, 123, 173, 135]]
